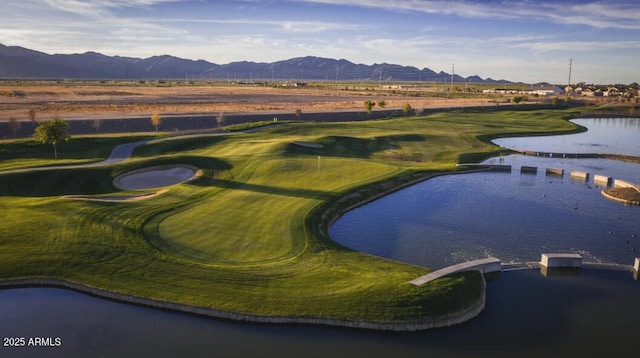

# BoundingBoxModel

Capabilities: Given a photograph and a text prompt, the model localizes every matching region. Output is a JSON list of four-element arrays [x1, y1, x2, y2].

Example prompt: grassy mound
[[0, 108, 583, 325], [602, 187, 640, 205]]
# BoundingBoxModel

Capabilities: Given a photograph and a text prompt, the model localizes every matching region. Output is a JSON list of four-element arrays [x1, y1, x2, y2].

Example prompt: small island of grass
[[602, 187, 640, 205]]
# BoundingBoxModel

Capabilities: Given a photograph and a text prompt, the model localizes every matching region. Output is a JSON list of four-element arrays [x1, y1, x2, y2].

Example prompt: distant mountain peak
[[0, 43, 508, 83]]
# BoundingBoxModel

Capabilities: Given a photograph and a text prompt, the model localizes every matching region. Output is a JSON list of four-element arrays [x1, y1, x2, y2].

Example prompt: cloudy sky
[[2, 0, 639, 83]]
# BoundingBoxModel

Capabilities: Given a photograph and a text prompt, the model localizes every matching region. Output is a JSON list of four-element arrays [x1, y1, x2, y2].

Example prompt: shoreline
[[0, 277, 486, 332], [601, 188, 640, 206]]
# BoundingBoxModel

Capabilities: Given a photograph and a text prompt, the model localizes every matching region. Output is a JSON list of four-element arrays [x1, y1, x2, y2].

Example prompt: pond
[[1, 117, 639, 357], [332, 117, 639, 269], [331, 155, 639, 269], [493, 117, 640, 156]]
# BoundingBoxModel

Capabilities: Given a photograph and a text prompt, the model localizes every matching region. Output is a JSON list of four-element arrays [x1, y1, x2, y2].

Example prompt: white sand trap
[[114, 165, 199, 190], [292, 141, 324, 149]]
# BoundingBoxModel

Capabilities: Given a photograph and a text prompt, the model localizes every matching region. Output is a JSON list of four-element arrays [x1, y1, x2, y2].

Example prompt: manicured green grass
[[0, 135, 157, 171], [0, 107, 584, 323]]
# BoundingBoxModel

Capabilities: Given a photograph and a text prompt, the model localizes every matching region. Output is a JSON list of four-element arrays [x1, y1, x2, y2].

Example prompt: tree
[[216, 112, 225, 128], [92, 118, 102, 136], [151, 111, 161, 132], [8, 118, 21, 138], [28, 109, 37, 128], [402, 103, 413, 115], [33, 118, 71, 160], [295, 108, 302, 121], [377, 100, 386, 109], [512, 96, 527, 104], [364, 100, 376, 115]]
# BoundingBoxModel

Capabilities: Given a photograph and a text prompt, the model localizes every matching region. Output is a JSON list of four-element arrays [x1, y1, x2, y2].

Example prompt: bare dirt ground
[[0, 82, 511, 122]]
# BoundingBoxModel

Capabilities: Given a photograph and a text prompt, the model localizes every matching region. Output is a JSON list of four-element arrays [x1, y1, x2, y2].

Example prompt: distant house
[[281, 82, 308, 88], [523, 85, 563, 96], [482, 88, 519, 94], [381, 85, 403, 90], [604, 87, 621, 97], [581, 87, 603, 97]]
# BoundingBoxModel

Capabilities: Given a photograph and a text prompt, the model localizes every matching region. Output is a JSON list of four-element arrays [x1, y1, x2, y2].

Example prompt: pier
[[410, 254, 640, 286]]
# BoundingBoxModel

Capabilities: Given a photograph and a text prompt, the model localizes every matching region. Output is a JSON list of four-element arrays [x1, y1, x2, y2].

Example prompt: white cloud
[[157, 17, 368, 33], [293, 0, 640, 30], [511, 40, 640, 53]]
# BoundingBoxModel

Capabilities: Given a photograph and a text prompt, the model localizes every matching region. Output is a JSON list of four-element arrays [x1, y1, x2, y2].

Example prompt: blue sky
[[1, 0, 639, 84]]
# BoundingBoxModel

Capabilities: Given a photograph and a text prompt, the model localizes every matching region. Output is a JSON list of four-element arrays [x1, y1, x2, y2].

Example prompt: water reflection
[[332, 118, 639, 269], [331, 155, 639, 269], [1, 268, 638, 358], [493, 118, 640, 156]]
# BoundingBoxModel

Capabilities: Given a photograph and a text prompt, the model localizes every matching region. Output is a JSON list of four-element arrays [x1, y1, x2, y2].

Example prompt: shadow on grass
[[0, 136, 157, 162], [284, 134, 427, 159], [0, 156, 233, 197], [133, 136, 229, 157], [0, 167, 117, 197], [197, 179, 333, 200]]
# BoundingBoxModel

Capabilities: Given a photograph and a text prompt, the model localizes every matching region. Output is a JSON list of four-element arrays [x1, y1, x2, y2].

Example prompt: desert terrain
[[0, 81, 521, 122]]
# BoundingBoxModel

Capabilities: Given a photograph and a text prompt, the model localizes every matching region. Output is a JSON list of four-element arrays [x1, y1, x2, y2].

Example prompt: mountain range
[[0, 43, 508, 83]]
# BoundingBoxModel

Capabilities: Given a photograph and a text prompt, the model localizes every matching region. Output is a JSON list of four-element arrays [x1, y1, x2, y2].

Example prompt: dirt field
[[0, 82, 512, 122]]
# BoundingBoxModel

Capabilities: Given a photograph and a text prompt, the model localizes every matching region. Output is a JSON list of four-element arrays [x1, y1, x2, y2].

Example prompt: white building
[[523, 86, 564, 96]]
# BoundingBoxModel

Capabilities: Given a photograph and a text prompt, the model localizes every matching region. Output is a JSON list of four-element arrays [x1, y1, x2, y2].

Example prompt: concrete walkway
[[410, 257, 501, 286]]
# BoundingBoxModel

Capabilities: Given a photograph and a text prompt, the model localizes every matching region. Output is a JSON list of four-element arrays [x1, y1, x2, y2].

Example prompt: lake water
[[332, 117, 639, 269], [331, 155, 640, 269], [2, 118, 639, 357], [1, 269, 638, 358], [493, 117, 640, 156]]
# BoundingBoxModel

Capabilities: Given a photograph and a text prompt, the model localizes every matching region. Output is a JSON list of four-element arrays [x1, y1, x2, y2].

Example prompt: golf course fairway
[[0, 108, 583, 330]]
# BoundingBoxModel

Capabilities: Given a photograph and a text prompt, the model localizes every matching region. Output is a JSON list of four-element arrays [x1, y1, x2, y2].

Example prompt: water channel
[[1, 118, 639, 357]]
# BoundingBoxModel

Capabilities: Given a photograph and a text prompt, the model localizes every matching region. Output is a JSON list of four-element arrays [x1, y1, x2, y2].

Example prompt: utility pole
[[450, 63, 455, 92], [568, 58, 573, 87]]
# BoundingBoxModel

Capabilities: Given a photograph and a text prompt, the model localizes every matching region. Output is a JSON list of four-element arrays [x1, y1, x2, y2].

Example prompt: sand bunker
[[114, 165, 199, 190]]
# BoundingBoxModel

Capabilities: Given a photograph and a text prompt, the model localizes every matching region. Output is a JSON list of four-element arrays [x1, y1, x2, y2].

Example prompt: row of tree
[[24, 102, 422, 160], [364, 100, 417, 116]]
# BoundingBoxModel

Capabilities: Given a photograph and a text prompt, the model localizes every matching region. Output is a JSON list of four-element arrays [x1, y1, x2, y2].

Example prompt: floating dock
[[540, 253, 582, 268], [545, 168, 564, 176], [570, 171, 590, 181], [593, 174, 612, 186]]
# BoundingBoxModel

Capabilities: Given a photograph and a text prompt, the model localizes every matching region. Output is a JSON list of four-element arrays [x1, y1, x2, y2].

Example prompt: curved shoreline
[[0, 125, 488, 331], [601, 188, 640, 206], [0, 277, 485, 332]]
